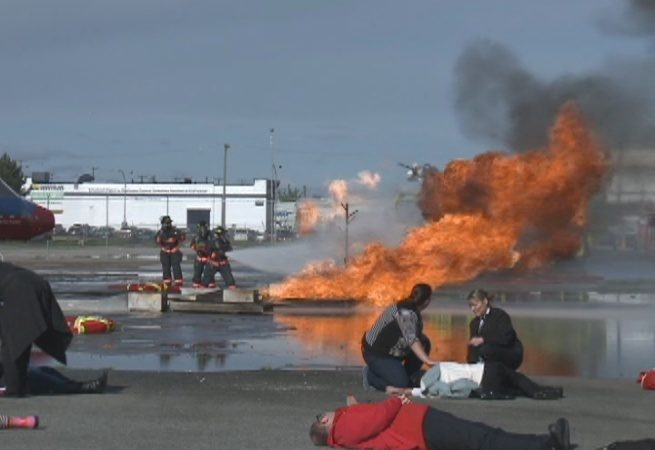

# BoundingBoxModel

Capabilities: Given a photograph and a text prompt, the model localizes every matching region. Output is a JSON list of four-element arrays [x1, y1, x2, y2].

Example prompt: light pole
[[221, 143, 230, 229], [341, 202, 358, 266], [118, 169, 128, 229], [270, 128, 276, 243]]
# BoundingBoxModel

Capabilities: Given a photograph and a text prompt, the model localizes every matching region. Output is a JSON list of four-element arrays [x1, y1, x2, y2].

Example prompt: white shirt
[[438, 362, 485, 385]]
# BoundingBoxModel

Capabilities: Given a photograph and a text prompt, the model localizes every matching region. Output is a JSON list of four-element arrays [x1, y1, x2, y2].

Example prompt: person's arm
[[331, 397, 403, 447], [410, 340, 437, 366], [397, 311, 437, 366]]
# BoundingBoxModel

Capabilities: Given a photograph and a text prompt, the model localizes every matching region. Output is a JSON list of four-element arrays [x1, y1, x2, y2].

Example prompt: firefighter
[[190, 221, 212, 288], [154, 215, 185, 286], [203, 225, 236, 289]]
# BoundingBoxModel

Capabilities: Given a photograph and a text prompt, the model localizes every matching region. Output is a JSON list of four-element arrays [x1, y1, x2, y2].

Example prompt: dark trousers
[[192, 258, 208, 284], [160, 251, 183, 282], [0, 343, 31, 396], [480, 361, 544, 397], [469, 342, 523, 370], [423, 408, 551, 450], [203, 262, 235, 287], [26, 367, 82, 395], [363, 336, 430, 391]]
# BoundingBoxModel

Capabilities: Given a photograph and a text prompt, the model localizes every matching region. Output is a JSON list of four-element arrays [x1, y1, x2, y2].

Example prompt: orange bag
[[637, 369, 655, 390]]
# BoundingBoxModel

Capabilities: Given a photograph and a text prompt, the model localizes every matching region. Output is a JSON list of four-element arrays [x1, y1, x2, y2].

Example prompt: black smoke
[[454, 1, 655, 153]]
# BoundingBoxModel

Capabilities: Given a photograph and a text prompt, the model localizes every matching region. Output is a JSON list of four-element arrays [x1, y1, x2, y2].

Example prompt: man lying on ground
[[309, 394, 575, 450], [1, 365, 108, 396], [386, 360, 563, 400]]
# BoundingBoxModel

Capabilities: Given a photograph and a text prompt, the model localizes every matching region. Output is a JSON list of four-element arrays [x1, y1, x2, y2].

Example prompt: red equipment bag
[[66, 315, 117, 335], [637, 369, 655, 390]]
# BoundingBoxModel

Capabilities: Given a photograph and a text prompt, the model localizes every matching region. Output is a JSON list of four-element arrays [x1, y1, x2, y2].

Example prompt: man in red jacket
[[309, 395, 574, 450]]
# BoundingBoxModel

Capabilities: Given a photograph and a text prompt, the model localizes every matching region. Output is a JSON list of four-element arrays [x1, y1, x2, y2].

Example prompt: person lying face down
[[309, 395, 575, 450], [387, 360, 563, 400], [0, 262, 73, 397], [0, 365, 108, 396]]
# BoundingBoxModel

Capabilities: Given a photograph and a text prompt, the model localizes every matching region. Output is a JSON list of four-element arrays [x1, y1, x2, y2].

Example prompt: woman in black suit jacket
[[467, 289, 523, 370]]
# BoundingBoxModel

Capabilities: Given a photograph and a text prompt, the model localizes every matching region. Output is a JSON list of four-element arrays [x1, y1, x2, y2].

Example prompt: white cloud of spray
[[230, 170, 423, 277]]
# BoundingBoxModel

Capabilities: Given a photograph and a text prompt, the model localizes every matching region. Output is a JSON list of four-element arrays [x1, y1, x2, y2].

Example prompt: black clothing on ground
[[479, 361, 563, 399], [423, 407, 555, 450], [1, 364, 108, 395], [0, 263, 72, 396], [598, 440, 655, 450], [468, 306, 523, 370]]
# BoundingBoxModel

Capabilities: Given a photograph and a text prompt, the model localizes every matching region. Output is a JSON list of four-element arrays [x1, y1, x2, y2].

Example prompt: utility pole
[[221, 143, 230, 229], [118, 169, 128, 229], [341, 202, 358, 266], [269, 128, 276, 243], [91, 167, 98, 180]]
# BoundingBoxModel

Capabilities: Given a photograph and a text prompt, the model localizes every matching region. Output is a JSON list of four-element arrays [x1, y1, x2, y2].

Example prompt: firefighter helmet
[[214, 225, 226, 234], [161, 215, 172, 225]]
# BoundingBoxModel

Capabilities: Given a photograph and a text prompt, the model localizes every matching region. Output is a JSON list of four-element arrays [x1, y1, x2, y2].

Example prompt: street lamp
[[118, 169, 128, 229], [221, 144, 230, 229], [270, 128, 276, 243]]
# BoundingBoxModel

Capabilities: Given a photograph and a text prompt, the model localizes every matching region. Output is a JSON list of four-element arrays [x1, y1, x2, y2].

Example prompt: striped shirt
[[365, 305, 422, 358]]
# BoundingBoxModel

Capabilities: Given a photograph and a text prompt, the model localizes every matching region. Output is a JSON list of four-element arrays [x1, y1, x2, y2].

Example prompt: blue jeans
[[363, 336, 431, 391]]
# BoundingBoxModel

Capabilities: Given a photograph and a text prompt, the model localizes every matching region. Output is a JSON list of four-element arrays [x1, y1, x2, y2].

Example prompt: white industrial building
[[26, 178, 273, 233]]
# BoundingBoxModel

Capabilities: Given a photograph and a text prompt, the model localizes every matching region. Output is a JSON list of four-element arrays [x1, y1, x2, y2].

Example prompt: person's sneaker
[[548, 417, 576, 450], [362, 367, 371, 390], [534, 388, 561, 400], [80, 371, 109, 394]]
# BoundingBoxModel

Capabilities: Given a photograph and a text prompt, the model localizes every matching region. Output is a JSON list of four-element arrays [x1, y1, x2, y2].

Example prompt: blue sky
[[1, 0, 652, 194]]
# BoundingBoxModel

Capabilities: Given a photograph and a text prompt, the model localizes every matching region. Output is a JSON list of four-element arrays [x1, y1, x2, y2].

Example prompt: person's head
[[468, 288, 492, 317], [197, 221, 208, 235], [309, 412, 335, 446], [398, 283, 433, 311], [214, 225, 226, 235], [161, 215, 173, 229]]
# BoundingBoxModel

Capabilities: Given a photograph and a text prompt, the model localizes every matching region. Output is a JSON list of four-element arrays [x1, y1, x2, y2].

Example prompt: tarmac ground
[[1, 243, 654, 449], [1, 369, 653, 450]]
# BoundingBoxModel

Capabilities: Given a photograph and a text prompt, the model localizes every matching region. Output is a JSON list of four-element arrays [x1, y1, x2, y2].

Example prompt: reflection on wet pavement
[[24, 254, 655, 378], [40, 301, 655, 379]]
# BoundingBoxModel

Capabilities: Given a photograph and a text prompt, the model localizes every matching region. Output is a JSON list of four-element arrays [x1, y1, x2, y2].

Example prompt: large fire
[[270, 103, 609, 305]]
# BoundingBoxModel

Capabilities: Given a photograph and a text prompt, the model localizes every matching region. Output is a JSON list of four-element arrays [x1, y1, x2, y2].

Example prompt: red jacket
[[328, 397, 428, 450]]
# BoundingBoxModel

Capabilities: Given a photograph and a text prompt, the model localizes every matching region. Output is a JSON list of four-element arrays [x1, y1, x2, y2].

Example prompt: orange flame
[[296, 199, 320, 236], [270, 103, 609, 304]]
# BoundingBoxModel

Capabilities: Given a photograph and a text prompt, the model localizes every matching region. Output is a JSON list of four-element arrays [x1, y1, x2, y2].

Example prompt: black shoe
[[533, 387, 563, 400], [479, 390, 515, 400], [80, 371, 108, 394], [548, 417, 576, 450]]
